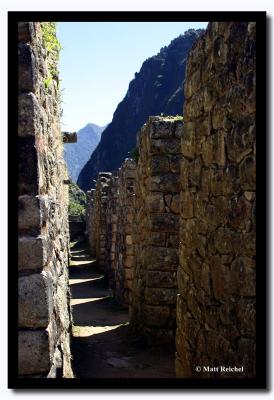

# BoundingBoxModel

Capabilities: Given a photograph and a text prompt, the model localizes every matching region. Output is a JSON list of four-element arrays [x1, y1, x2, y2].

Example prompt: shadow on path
[[69, 241, 176, 379]]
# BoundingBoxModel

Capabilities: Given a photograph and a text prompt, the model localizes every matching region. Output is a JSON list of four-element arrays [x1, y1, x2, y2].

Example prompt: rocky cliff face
[[64, 123, 105, 182], [77, 29, 204, 190]]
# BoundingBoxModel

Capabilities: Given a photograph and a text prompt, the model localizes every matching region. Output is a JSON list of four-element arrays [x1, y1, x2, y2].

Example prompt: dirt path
[[69, 241, 176, 378]]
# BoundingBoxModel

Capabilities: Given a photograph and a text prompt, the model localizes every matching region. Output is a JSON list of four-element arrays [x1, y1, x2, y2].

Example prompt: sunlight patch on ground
[[69, 276, 103, 285], [70, 296, 110, 306], [72, 322, 130, 337], [70, 259, 95, 266]]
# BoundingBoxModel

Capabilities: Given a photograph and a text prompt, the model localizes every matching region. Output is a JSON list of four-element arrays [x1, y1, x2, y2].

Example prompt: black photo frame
[[9, 10, 267, 390]]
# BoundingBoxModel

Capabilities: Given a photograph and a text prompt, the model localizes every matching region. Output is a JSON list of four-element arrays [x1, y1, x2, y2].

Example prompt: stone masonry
[[105, 172, 119, 290], [111, 159, 136, 306], [86, 189, 96, 257], [92, 172, 112, 271], [18, 22, 73, 377], [175, 22, 256, 378], [131, 116, 183, 344], [85, 21, 256, 376], [87, 160, 136, 307]]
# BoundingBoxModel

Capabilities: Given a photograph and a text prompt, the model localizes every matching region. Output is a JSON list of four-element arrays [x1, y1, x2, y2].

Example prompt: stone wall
[[131, 116, 183, 344], [18, 22, 73, 377], [84, 21, 256, 375], [69, 215, 85, 241], [92, 172, 112, 271], [86, 189, 96, 257], [88, 160, 136, 307], [105, 173, 118, 289], [112, 159, 136, 306], [175, 22, 256, 378]]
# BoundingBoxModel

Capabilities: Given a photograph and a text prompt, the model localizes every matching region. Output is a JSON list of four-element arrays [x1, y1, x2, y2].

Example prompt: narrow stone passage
[[69, 241, 176, 378]]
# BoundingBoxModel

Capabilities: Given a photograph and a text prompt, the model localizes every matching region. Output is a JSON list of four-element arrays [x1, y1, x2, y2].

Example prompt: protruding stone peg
[[62, 132, 77, 143]]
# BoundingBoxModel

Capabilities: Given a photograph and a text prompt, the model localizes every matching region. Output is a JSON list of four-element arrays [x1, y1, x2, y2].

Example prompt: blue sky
[[57, 22, 208, 132]]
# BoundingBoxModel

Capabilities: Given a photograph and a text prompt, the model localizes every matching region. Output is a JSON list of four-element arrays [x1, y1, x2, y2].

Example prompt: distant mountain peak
[[77, 29, 204, 191], [64, 122, 107, 183]]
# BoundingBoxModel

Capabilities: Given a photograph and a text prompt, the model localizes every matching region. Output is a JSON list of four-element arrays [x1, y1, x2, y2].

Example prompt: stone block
[[202, 131, 226, 166], [18, 136, 38, 195], [150, 213, 179, 233], [229, 257, 256, 296], [125, 235, 133, 245], [201, 165, 239, 195], [143, 305, 170, 326], [166, 233, 179, 248], [177, 266, 191, 294], [124, 280, 132, 289], [212, 101, 227, 130], [18, 43, 37, 92], [18, 22, 35, 42], [124, 255, 135, 268], [144, 246, 178, 270], [212, 227, 242, 255], [150, 138, 181, 155], [125, 268, 133, 280], [144, 287, 177, 305], [18, 195, 41, 234], [146, 270, 177, 288], [176, 294, 188, 329], [170, 194, 180, 214], [148, 232, 166, 246], [180, 157, 190, 188], [226, 117, 255, 163], [18, 92, 43, 137], [180, 219, 200, 250], [169, 154, 181, 174], [181, 122, 196, 158], [194, 193, 229, 227], [147, 192, 165, 212], [185, 68, 202, 99], [203, 84, 215, 112], [210, 254, 255, 299], [18, 273, 48, 328], [149, 116, 183, 139], [210, 255, 230, 299], [56, 275, 71, 331], [150, 174, 180, 192], [180, 191, 194, 218], [235, 299, 256, 336], [150, 155, 170, 175], [228, 195, 252, 230], [62, 131, 77, 143], [183, 90, 204, 120], [18, 330, 50, 375], [175, 352, 192, 378], [175, 330, 193, 373], [239, 155, 256, 191], [226, 85, 247, 119], [18, 235, 46, 271]]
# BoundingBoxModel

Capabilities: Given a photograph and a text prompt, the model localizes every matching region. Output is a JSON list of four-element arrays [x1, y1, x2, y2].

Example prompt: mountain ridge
[[77, 29, 204, 190], [64, 122, 107, 182]]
